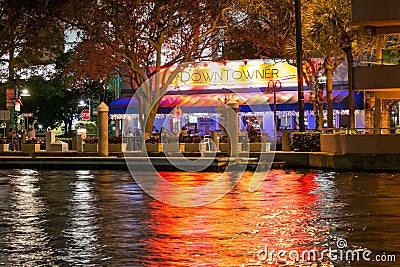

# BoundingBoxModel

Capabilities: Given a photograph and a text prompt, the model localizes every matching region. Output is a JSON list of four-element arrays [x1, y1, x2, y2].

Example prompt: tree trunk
[[374, 34, 384, 133], [6, 48, 15, 131], [326, 69, 334, 128], [319, 98, 324, 129], [144, 103, 159, 138]]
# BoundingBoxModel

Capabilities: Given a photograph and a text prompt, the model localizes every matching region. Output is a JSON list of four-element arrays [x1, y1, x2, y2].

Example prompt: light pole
[[79, 96, 92, 120], [295, 0, 305, 132], [316, 76, 326, 130], [78, 98, 92, 118], [79, 93, 101, 119], [266, 79, 282, 144], [13, 88, 31, 133]]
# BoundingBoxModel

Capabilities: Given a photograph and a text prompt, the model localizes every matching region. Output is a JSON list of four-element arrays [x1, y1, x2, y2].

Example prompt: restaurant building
[[109, 59, 364, 139]]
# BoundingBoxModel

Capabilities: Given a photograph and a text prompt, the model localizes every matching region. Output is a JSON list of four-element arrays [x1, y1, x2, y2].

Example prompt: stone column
[[97, 102, 109, 157], [282, 130, 291, 151], [46, 130, 55, 151], [227, 101, 239, 157], [77, 135, 84, 152]]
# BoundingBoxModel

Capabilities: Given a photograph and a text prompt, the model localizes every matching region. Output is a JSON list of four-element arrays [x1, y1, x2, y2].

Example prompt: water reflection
[[0, 169, 52, 266], [0, 169, 398, 266], [61, 170, 100, 265], [144, 170, 337, 266]]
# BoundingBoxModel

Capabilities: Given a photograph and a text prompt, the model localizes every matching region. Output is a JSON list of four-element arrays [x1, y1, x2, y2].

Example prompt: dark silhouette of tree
[[61, 0, 231, 136]]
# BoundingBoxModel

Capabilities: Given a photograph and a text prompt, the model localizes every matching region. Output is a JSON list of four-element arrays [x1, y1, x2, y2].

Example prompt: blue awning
[[109, 91, 364, 114]]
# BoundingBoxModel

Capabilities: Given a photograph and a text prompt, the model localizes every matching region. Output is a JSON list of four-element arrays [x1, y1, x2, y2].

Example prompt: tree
[[20, 52, 113, 136], [223, 0, 296, 59], [0, 0, 64, 79], [61, 0, 231, 136], [22, 76, 80, 134], [0, 0, 64, 129], [302, 0, 375, 128]]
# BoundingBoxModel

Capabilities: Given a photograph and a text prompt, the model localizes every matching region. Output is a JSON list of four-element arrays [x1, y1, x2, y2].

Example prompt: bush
[[76, 121, 97, 135], [291, 131, 321, 152], [109, 135, 122, 144], [85, 137, 98, 144], [248, 127, 261, 143]]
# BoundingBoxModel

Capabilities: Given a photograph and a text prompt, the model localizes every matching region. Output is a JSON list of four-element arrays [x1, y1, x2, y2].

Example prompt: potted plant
[[108, 136, 127, 152], [83, 137, 98, 152], [161, 134, 184, 153], [0, 139, 9, 152], [22, 138, 41, 152], [145, 136, 162, 152], [247, 126, 270, 152]]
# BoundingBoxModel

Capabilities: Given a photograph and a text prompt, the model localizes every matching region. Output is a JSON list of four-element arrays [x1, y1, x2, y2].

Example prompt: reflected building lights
[[4, 170, 53, 266], [63, 170, 100, 264]]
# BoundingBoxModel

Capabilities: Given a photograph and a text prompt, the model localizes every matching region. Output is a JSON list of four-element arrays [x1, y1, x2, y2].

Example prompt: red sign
[[80, 109, 90, 120]]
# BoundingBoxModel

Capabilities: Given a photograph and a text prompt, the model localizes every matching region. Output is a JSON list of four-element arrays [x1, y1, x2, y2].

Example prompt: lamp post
[[295, 0, 305, 132], [13, 88, 31, 132], [266, 79, 282, 144], [316, 76, 326, 130], [79, 93, 101, 119], [79, 96, 92, 120]]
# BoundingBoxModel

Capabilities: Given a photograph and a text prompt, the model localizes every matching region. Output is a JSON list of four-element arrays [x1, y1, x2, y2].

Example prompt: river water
[[0, 169, 398, 266]]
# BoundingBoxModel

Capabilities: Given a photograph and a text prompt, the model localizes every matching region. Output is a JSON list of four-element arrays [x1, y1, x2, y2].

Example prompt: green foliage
[[76, 121, 97, 135], [248, 127, 261, 143], [85, 136, 98, 144], [0, 0, 64, 63], [291, 132, 321, 152], [108, 135, 122, 144]]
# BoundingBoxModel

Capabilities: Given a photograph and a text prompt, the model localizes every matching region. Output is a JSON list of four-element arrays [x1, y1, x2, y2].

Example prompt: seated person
[[27, 126, 35, 140]]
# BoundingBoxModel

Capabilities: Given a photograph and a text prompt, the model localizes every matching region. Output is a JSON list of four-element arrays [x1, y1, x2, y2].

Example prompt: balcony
[[353, 64, 400, 90], [352, 0, 400, 33]]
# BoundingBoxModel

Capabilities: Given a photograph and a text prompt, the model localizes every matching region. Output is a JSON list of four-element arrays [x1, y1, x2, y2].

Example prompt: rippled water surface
[[0, 169, 399, 266]]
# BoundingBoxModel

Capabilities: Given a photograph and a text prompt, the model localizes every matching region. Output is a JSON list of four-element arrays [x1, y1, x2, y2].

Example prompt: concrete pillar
[[282, 130, 291, 151], [46, 130, 55, 151], [97, 102, 109, 156], [77, 135, 84, 152], [227, 101, 239, 157]]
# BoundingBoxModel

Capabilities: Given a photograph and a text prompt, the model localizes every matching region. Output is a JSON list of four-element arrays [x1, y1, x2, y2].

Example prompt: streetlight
[[13, 88, 31, 132], [266, 79, 282, 144], [78, 97, 91, 120], [79, 93, 101, 119], [295, 0, 305, 132], [315, 76, 326, 130], [20, 88, 30, 97]]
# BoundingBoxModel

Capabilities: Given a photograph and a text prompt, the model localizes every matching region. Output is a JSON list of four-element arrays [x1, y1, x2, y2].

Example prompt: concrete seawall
[[1, 151, 400, 171]]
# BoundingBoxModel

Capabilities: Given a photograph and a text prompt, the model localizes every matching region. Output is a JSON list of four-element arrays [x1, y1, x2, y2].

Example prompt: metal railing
[[279, 127, 400, 135]]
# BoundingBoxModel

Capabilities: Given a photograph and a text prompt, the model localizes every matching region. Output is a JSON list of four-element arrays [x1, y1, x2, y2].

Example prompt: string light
[[110, 110, 360, 120]]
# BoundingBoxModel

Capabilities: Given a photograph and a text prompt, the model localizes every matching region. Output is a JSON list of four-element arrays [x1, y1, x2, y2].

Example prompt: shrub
[[109, 135, 122, 144], [248, 127, 261, 143], [145, 135, 159, 144], [85, 137, 98, 144], [291, 131, 321, 152], [76, 121, 97, 135]]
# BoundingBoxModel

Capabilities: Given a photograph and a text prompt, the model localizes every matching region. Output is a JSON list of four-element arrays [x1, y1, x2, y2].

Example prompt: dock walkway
[[2, 150, 400, 171]]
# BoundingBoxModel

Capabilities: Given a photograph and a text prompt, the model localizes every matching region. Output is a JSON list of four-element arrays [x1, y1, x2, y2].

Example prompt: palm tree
[[304, 0, 374, 128]]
